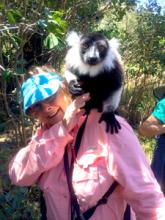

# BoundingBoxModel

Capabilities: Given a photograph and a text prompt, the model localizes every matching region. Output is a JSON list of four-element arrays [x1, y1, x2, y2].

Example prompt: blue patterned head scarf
[[21, 72, 62, 114]]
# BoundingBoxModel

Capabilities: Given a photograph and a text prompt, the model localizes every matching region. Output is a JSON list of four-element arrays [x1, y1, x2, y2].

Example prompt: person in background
[[9, 66, 165, 220], [139, 84, 165, 195]]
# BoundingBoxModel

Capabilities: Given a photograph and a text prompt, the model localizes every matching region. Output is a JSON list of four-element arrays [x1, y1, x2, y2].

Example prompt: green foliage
[[93, 0, 136, 37], [120, 10, 165, 75], [38, 9, 68, 49], [0, 186, 40, 220], [139, 136, 156, 161], [44, 33, 58, 49], [115, 7, 165, 124], [0, 1, 164, 218], [2, 70, 13, 81], [7, 9, 22, 24], [0, 140, 41, 219]]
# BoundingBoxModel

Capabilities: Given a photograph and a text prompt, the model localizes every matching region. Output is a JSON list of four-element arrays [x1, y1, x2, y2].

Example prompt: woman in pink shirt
[[9, 66, 165, 220]]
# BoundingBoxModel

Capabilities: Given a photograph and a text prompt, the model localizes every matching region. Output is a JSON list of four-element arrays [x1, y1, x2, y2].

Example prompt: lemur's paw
[[69, 80, 84, 96], [99, 112, 121, 134]]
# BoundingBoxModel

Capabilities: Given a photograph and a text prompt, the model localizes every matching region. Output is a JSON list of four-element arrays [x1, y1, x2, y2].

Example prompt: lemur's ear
[[66, 31, 81, 47], [108, 38, 122, 65], [109, 38, 120, 51]]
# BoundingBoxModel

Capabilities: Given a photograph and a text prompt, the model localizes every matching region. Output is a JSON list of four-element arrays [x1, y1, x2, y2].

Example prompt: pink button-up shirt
[[8, 110, 165, 220]]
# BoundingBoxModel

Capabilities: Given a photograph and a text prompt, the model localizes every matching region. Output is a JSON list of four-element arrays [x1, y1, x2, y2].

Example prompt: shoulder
[[85, 112, 142, 157], [155, 97, 165, 109], [157, 97, 165, 105], [87, 111, 136, 139], [110, 115, 138, 142], [152, 97, 165, 123], [159, 97, 165, 106], [116, 115, 133, 130]]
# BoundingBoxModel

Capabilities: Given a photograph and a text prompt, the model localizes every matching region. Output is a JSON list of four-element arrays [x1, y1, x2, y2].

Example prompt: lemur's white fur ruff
[[65, 31, 122, 79]]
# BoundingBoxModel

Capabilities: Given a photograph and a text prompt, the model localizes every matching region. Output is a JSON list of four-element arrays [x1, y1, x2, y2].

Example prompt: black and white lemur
[[64, 31, 124, 133]]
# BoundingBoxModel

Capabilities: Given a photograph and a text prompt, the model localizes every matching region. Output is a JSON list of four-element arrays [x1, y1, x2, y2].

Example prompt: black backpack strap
[[123, 204, 131, 220], [64, 146, 83, 220], [64, 115, 89, 220], [83, 182, 130, 220], [40, 191, 47, 220], [82, 181, 118, 219]]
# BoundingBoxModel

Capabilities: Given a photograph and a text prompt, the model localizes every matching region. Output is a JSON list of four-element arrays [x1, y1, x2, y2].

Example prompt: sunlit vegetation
[[0, 0, 164, 218]]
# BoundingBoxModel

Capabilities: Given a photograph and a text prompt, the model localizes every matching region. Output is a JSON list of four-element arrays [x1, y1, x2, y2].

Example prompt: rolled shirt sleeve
[[8, 121, 73, 186]]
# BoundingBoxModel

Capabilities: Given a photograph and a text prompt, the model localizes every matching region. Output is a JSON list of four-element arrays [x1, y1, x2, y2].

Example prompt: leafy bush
[[0, 185, 41, 220]]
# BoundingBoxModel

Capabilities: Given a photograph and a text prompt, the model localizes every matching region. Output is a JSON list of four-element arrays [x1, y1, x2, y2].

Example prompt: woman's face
[[29, 86, 72, 127]]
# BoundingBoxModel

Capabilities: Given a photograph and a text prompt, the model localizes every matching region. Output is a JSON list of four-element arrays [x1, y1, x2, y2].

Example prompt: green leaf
[[52, 10, 64, 19], [46, 22, 58, 33], [44, 33, 58, 49], [48, 19, 60, 26], [7, 11, 16, 24], [14, 9, 22, 18], [0, 2, 5, 10], [2, 70, 12, 81], [7, 9, 22, 24]]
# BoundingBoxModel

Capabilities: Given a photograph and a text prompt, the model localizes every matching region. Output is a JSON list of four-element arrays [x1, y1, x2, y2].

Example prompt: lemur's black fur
[[65, 32, 124, 133]]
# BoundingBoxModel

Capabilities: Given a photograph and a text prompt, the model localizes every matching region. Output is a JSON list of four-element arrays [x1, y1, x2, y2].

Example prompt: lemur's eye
[[98, 45, 105, 52], [81, 43, 89, 49]]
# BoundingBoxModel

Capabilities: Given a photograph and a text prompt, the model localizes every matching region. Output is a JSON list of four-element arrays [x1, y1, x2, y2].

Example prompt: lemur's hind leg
[[99, 88, 123, 133]]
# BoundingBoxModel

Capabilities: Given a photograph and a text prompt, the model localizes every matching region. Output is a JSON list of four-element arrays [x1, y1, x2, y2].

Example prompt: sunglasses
[[27, 91, 59, 115]]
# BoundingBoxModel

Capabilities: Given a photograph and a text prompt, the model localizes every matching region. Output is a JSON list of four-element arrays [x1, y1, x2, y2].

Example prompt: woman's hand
[[63, 93, 90, 132]]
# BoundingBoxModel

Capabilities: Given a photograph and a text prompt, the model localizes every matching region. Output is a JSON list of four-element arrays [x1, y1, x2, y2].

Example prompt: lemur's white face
[[79, 34, 109, 66], [65, 31, 121, 77]]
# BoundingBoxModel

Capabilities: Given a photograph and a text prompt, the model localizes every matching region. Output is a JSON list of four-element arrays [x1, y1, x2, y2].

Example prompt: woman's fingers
[[63, 93, 90, 131], [76, 109, 86, 117], [74, 93, 90, 109]]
